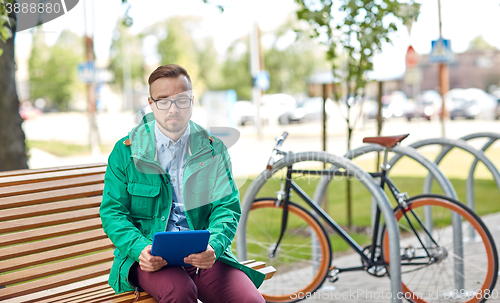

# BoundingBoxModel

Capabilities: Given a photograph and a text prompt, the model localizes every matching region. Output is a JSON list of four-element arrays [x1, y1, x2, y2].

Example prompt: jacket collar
[[129, 113, 213, 164]]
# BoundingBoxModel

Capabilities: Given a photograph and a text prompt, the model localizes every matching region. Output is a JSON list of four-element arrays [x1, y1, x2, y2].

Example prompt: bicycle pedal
[[327, 267, 340, 283]]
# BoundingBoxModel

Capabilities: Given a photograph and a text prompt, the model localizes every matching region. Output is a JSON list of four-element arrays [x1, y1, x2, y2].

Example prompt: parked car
[[365, 91, 412, 120], [496, 99, 500, 120], [19, 102, 41, 120], [406, 90, 442, 121], [278, 97, 336, 124], [446, 88, 496, 120], [493, 89, 500, 120], [261, 94, 297, 125], [364, 100, 391, 120], [230, 101, 256, 126]]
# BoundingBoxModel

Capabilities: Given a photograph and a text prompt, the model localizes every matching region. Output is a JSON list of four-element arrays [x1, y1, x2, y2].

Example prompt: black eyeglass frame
[[150, 95, 194, 110]]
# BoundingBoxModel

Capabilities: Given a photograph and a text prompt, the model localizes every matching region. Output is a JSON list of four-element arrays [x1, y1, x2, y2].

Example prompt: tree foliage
[[0, 0, 14, 57], [264, 17, 329, 95], [295, 0, 420, 96], [215, 39, 252, 100], [108, 19, 145, 91], [28, 29, 84, 111], [467, 35, 497, 52]]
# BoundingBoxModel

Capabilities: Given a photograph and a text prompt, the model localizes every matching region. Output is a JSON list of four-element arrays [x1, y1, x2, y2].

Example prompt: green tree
[[467, 35, 497, 52], [29, 29, 84, 111], [109, 19, 145, 91], [264, 17, 329, 94], [0, 0, 28, 171], [153, 16, 224, 97], [295, 0, 420, 228], [28, 30, 83, 110], [157, 17, 200, 85], [215, 39, 252, 100]]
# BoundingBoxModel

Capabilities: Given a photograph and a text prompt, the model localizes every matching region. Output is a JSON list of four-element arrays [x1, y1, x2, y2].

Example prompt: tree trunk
[[346, 125, 352, 229], [0, 8, 28, 171]]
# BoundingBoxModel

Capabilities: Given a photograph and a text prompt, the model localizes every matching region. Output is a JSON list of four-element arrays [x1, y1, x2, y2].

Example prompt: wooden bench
[[0, 163, 275, 302]]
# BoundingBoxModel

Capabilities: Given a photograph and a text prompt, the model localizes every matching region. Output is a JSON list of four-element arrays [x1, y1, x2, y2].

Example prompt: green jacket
[[100, 113, 265, 293]]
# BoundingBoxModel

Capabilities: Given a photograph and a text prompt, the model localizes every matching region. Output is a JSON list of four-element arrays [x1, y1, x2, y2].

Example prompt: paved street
[[24, 111, 500, 179]]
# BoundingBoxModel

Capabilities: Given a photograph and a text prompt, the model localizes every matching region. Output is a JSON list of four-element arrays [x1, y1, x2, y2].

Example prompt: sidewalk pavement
[[286, 211, 500, 303]]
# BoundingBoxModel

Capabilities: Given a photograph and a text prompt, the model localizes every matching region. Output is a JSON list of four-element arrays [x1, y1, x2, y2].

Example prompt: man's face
[[148, 76, 193, 136]]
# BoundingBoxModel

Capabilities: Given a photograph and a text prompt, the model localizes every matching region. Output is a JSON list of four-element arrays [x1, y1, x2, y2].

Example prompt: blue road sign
[[254, 71, 270, 91], [78, 61, 95, 83], [430, 38, 453, 63]]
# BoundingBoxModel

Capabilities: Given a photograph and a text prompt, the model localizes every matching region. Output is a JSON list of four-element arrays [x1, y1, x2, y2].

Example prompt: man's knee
[[238, 291, 266, 303], [158, 280, 197, 303]]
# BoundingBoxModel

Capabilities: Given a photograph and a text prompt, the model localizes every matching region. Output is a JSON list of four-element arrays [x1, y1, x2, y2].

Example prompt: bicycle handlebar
[[266, 132, 289, 170]]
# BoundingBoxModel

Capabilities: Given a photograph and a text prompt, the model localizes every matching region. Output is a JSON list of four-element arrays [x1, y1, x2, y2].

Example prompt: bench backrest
[[0, 163, 111, 302]]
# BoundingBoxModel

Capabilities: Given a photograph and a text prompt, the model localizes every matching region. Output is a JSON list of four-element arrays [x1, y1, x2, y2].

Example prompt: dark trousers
[[129, 260, 266, 303]]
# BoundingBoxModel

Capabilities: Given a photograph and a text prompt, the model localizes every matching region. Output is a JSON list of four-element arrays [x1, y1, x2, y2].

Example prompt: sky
[[14, 0, 500, 80]]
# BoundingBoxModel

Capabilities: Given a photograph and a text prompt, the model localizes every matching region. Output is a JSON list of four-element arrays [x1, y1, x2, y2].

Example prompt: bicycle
[[236, 132, 498, 303]]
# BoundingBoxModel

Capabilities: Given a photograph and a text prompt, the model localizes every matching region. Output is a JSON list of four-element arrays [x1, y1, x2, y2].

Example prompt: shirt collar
[[155, 121, 190, 147]]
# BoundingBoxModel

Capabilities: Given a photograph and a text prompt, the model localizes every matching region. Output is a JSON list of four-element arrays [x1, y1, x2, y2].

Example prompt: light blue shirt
[[155, 121, 191, 231]]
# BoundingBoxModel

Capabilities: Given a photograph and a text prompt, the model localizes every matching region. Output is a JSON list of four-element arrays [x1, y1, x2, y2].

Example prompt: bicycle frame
[[272, 149, 441, 274]]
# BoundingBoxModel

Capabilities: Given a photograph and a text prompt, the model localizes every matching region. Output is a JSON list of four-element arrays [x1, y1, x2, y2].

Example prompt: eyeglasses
[[150, 95, 193, 110]]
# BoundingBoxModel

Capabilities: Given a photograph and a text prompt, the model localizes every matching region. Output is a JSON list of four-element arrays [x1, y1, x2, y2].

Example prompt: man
[[100, 64, 265, 303]]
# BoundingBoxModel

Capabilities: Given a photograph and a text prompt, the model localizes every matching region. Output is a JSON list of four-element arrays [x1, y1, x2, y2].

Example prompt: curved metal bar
[[313, 144, 457, 199], [386, 136, 500, 290], [236, 151, 403, 302], [387, 138, 500, 198], [465, 138, 496, 239]]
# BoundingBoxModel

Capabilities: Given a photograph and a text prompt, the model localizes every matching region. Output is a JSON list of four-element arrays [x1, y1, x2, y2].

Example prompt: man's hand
[[139, 245, 167, 272], [184, 244, 216, 269]]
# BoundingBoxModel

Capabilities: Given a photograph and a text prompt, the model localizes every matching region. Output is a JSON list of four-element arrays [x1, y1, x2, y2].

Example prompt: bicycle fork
[[269, 165, 294, 258]]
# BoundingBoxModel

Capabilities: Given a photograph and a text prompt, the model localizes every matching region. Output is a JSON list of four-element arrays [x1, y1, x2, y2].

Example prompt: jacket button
[[199, 162, 204, 166], [161, 216, 166, 221]]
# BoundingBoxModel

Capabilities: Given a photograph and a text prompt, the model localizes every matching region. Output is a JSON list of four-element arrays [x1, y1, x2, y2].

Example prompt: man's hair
[[148, 64, 192, 92]]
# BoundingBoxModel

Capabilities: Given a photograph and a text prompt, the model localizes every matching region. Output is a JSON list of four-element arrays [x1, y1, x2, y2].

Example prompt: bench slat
[[55, 288, 116, 303], [260, 266, 276, 280], [0, 184, 103, 210], [100, 292, 156, 303], [0, 166, 106, 187], [0, 229, 107, 261], [0, 217, 102, 247], [0, 196, 101, 222], [34, 284, 111, 303], [243, 261, 266, 270], [0, 250, 114, 286], [0, 262, 112, 300], [3, 276, 110, 303], [0, 237, 113, 272], [0, 175, 104, 198], [0, 163, 106, 178], [0, 207, 100, 234]]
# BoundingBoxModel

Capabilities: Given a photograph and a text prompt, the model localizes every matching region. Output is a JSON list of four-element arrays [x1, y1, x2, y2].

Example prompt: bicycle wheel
[[246, 199, 332, 303], [381, 194, 498, 303]]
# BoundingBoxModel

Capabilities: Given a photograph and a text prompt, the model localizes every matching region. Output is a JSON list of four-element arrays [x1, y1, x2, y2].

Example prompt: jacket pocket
[[127, 182, 160, 219]]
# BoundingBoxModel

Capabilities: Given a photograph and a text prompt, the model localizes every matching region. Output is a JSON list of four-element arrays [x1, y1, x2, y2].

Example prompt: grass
[[27, 140, 113, 157]]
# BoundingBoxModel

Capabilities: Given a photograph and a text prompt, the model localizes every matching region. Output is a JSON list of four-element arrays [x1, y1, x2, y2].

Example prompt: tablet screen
[[151, 230, 210, 266]]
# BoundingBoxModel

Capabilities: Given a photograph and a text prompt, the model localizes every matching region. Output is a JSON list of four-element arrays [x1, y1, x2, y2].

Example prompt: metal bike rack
[[236, 151, 404, 303], [389, 136, 500, 239], [313, 144, 462, 293], [386, 137, 500, 291], [459, 133, 500, 234]]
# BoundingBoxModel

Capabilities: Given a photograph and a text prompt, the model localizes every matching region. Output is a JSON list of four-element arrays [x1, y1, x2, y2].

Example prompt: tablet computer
[[151, 230, 210, 266]]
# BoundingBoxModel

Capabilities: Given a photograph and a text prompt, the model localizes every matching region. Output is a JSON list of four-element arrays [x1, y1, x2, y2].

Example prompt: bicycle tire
[[381, 194, 498, 303], [246, 199, 332, 303]]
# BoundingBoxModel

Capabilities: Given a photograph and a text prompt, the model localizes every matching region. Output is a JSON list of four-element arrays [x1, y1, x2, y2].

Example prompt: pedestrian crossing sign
[[430, 38, 453, 63]]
